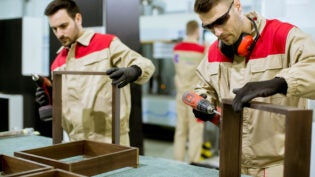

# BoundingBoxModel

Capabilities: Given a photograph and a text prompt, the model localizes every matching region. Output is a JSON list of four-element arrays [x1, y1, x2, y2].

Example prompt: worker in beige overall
[[173, 20, 206, 163], [35, 0, 155, 146], [192, 0, 315, 176]]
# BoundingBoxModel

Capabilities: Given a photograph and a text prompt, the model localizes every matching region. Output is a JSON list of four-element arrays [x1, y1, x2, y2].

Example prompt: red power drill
[[182, 91, 221, 116], [182, 91, 221, 126], [32, 74, 53, 121], [32, 74, 52, 103]]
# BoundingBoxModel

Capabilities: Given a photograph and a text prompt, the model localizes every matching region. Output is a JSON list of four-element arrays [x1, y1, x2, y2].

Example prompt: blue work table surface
[[0, 135, 250, 177]]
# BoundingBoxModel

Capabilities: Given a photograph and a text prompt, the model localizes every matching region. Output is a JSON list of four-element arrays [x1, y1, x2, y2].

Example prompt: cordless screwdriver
[[32, 74, 53, 121], [182, 91, 221, 116], [32, 74, 52, 104]]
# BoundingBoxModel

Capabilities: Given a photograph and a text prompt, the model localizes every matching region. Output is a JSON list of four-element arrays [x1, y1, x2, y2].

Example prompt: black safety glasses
[[202, 1, 234, 30]]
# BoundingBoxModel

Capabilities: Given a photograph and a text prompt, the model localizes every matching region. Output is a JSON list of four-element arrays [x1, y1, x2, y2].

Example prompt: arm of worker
[[233, 27, 315, 112], [276, 27, 315, 99], [232, 77, 288, 112], [106, 37, 155, 88], [192, 58, 221, 126], [194, 57, 220, 105]]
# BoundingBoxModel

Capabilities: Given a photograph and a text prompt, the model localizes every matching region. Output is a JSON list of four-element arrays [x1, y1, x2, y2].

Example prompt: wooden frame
[[14, 140, 138, 176], [23, 169, 87, 177], [220, 98, 312, 177], [51, 71, 120, 144], [15, 71, 139, 176], [0, 154, 52, 177]]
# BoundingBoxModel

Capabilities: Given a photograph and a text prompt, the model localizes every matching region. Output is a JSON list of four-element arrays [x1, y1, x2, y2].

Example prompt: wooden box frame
[[0, 154, 52, 177], [23, 169, 87, 177], [51, 71, 121, 144], [14, 140, 138, 176], [220, 99, 312, 177], [15, 71, 138, 176]]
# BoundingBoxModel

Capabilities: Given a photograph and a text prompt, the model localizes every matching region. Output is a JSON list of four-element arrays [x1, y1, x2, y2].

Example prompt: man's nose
[[55, 28, 64, 38], [212, 26, 223, 37]]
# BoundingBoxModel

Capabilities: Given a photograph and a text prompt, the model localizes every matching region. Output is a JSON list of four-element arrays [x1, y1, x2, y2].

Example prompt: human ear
[[75, 13, 82, 25]]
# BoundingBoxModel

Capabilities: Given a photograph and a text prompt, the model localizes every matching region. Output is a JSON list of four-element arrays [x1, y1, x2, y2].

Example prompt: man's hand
[[191, 93, 220, 126], [35, 87, 53, 121], [232, 77, 288, 112], [106, 65, 142, 88], [35, 87, 50, 107], [193, 108, 216, 122]]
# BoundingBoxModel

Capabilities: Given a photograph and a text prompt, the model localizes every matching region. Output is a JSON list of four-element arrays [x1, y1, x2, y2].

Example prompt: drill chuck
[[197, 99, 216, 114]]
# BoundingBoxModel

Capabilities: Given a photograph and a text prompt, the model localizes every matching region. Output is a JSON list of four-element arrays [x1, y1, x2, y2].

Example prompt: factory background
[[0, 0, 315, 176]]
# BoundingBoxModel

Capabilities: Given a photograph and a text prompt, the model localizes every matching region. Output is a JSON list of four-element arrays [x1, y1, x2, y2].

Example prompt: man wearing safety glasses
[[191, 0, 315, 176]]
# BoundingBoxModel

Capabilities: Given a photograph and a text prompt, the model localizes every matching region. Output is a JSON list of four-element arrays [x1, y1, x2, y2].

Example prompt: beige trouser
[[241, 164, 283, 177], [174, 96, 204, 163]]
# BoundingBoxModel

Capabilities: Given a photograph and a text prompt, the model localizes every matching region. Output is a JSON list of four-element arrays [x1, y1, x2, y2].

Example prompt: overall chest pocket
[[250, 57, 283, 81], [79, 50, 110, 71]]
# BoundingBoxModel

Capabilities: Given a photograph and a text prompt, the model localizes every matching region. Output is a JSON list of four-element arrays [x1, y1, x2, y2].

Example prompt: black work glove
[[35, 87, 50, 107], [35, 87, 53, 121], [106, 65, 142, 88], [232, 77, 288, 112], [193, 109, 216, 122]]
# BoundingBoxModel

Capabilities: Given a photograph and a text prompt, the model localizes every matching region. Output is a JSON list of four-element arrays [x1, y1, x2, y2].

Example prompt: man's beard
[[59, 37, 74, 47]]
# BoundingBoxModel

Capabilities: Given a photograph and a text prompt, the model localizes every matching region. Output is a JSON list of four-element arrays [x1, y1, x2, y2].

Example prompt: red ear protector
[[219, 17, 260, 58]]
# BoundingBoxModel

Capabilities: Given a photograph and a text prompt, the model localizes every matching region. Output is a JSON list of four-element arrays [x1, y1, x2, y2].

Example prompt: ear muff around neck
[[235, 33, 254, 57]]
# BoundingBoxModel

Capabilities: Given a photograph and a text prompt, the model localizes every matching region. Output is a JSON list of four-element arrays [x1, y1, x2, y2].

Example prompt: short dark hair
[[186, 20, 199, 35], [194, 0, 221, 14], [44, 0, 80, 19]]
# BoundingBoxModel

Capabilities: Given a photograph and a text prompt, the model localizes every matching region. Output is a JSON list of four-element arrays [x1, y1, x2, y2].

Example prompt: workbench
[[0, 135, 250, 177]]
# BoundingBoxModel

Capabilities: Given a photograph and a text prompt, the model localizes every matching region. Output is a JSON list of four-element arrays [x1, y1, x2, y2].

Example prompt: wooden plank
[[52, 73, 63, 144], [70, 149, 138, 176], [222, 99, 305, 114], [1, 155, 52, 177], [18, 141, 84, 159], [220, 98, 312, 177], [84, 141, 130, 156], [112, 84, 120, 144], [53, 71, 107, 75], [220, 101, 242, 177], [284, 110, 312, 177], [15, 151, 70, 171], [22, 169, 88, 177]]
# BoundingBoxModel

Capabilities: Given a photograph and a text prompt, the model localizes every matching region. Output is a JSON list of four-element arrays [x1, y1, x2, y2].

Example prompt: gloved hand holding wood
[[232, 77, 288, 112], [106, 65, 142, 88]]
